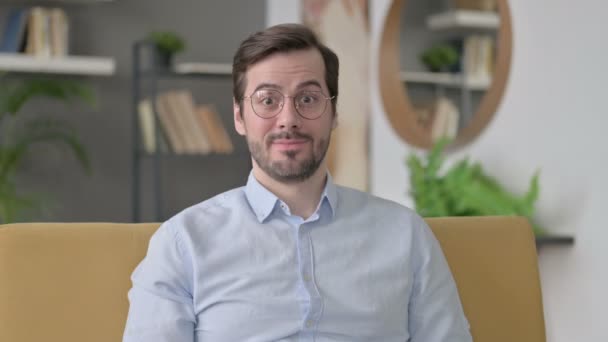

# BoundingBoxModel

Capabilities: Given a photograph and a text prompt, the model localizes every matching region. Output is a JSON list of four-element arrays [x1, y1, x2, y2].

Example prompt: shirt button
[[303, 274, 311, 282], [305, 320, 313, 328]]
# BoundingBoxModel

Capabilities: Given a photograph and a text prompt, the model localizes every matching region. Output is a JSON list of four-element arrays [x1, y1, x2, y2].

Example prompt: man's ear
[[233, 98, 246, 136], [331, 112, 338, 130]]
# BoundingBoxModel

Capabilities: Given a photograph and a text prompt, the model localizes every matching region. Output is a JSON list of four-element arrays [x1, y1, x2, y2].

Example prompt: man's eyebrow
[[296, 80, 323, 90], [252, 80, 323, 93], [253, 83, 281, 93]]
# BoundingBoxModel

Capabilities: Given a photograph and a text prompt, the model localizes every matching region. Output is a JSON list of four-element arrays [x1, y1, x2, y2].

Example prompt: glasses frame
[[243, 89, 336, 120]]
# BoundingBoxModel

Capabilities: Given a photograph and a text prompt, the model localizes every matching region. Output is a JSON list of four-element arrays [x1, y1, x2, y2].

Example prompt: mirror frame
[[379, 0, 513, 149]]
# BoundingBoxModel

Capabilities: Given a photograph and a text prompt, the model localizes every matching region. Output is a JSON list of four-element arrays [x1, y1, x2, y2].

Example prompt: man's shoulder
[[164, 186, 248, 230], [335, 184, 417, 218], [334, 185, 431, 248]]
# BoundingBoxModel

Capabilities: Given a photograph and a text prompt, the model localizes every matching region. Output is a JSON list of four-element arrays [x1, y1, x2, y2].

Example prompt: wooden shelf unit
[[400, 70, 490, 90], [0, 53, 115, 76], [536, 235, 575, 247], [426, 10, 500, 30]]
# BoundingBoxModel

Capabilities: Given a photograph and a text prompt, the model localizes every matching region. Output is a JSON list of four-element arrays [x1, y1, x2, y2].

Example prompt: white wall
[[370, 0, 608, 341], [268, 0, 608, 340], [266, 0, 300, 26]]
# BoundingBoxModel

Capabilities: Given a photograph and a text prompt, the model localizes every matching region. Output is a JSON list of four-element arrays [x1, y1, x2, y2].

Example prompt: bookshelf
[[0, 53, 115, 75], [0, 1, 117, 75], [381, 0, 512, 150], [173, 62, 232, 76], [536, 235, 575, 248], [0, 0, 115, 4], [401, 8, 498, 141], [131, 41, 247, 222], [399, 70, 490, 90], [426, 9, 500, 30]]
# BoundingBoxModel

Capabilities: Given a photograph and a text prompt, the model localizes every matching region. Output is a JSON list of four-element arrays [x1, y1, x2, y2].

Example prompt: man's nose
[[276, 97, 301, 129]]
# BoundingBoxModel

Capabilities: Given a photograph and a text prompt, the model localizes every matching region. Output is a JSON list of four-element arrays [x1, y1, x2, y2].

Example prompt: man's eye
[[299, 94, 319, 105], [261, 97, 275, 105], [301, 96, 313, 104]]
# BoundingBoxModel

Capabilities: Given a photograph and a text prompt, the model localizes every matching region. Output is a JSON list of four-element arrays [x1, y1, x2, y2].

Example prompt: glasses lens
[[251, 89, 283, 118], [295, 91, 327, 119]]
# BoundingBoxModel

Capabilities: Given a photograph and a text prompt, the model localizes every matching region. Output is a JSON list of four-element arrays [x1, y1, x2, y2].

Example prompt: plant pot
[[154, 49, 173, 70]]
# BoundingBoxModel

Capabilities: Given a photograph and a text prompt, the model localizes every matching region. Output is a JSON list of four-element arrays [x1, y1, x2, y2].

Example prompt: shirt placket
[[282, 203, 323, 341], [297, 223, 323, 341]]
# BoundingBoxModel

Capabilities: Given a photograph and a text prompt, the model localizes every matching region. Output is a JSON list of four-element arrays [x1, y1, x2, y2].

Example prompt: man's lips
[[270, 138, 310, 151], [272, 139, 308, 145]]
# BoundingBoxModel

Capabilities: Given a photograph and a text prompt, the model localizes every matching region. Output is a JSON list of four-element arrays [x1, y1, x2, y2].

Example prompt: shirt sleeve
[[123, 221, 196, 342], [407, 215, 473, 342]]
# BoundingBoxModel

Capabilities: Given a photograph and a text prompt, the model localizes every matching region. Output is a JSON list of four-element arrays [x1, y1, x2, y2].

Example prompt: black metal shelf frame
[[131, 41, 237, 222]]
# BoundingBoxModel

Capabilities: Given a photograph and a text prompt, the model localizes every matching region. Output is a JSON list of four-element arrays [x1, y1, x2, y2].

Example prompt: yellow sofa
[[0, 216, 545, 342]]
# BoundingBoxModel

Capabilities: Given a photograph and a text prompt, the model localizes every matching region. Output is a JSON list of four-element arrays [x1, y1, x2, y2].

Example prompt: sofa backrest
[[0, 216, 545, 342], [0, 223, 160, 342], [428, 216, 546, 341]]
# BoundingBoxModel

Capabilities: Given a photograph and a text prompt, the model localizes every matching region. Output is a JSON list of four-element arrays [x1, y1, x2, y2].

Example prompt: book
[[166, 90, 212, 154], [137, 99, 156, 154], [49, 7, 68, 57], [431, 97, 459, 142], [462, 34, 494, 85], [0, 8, 29, 53], [196, 105, 234, 154], [26, 7, 55, 57], [155, 92, 188, 154], [137, 98, 170, 154]]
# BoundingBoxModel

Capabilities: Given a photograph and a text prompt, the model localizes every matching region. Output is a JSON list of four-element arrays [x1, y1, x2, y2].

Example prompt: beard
[[247, 130, 330, 183]]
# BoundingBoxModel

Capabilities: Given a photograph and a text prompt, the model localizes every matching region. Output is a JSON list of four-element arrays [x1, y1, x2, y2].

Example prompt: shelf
[[0, 0, 116, 4], [426, 10, 500, 30], [174, 62, 232, 76], [132, 42, 242, 222], [400, 71, 490, 90], [0, 53, 115, 76], [138, 63, 232, 80], [535, 235, 575, 247]]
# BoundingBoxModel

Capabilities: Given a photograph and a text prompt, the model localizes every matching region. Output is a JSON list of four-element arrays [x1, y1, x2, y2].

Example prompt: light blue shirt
[[123, 172, 472, 341]]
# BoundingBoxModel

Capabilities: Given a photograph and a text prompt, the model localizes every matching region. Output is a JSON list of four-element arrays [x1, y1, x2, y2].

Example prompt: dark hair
[[232, 23, 339, 114]]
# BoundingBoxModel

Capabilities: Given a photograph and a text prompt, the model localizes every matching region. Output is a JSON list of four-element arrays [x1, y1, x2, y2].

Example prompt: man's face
[[234, 48, 337, 183]]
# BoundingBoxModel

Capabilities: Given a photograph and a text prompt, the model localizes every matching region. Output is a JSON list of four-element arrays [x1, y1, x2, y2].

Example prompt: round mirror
[[379, 0, 512, 149]]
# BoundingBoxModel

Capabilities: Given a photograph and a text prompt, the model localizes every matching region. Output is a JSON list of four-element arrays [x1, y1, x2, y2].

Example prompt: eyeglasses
[[243, 89, 335, 120]]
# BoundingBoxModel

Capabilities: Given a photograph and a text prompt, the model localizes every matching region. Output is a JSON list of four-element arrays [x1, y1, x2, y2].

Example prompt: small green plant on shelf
[[420, 44, 459, 72], [0, 75, 95, 223], [406, 138, 545, 235], [147, 31, 186, 68]]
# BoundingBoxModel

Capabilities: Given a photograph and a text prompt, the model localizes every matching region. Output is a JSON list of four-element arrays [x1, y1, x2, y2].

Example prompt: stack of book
[[430, 97, 459, 142], [0, 6, 69, 56], [138, 89, 234, 155], [461, 34, 494, 86], [416, 97, 460, 142]]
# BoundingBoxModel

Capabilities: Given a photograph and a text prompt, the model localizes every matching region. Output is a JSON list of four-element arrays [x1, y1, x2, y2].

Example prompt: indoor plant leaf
[[406, 139, 545, 235]]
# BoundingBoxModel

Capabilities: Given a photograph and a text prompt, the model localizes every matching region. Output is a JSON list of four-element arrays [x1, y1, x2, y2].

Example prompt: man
[[123, 23, 472, 341]]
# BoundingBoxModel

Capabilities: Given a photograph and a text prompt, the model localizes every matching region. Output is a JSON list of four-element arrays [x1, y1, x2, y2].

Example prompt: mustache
[[267, 131, 312, 142]]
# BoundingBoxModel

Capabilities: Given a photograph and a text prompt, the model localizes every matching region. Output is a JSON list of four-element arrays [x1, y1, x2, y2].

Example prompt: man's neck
[[253, 167, 327, 220]]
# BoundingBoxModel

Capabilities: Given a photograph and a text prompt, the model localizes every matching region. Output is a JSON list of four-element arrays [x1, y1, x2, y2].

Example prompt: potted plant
[[147, 31, 186, 69], [406, 138, 545, 235], [420, 43, 459, 72], [0, 75, 95, 223]]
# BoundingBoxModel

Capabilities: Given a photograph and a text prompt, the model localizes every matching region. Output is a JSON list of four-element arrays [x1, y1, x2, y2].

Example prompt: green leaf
[[0, 78, 95, 117], [405, 139, 544, 235], [148, 31, 186, 54], [0, 76, 95, 223]]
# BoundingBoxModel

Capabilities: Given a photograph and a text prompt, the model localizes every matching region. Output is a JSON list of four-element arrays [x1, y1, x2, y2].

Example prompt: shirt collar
[[244, 171, 337, 223]]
